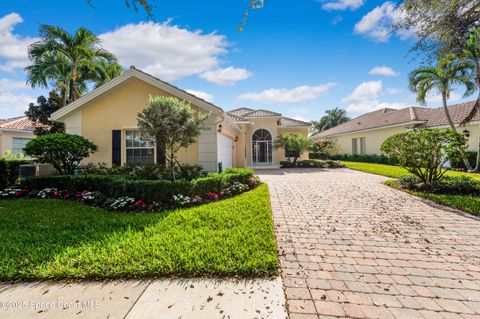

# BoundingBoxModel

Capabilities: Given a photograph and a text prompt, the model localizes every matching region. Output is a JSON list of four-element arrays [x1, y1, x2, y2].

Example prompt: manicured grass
[[385, 180, 480, 217], [0, 184, 278, 281], [343, 161, 480, 181], [343, 161, 480, 216]]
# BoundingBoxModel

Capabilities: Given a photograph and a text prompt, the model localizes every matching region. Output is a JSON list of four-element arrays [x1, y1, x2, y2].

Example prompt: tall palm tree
[[409, 56, 476, 170], [313, 108, 350, 133], [26, 25, 121, 106], [463, 27, 480, 171]]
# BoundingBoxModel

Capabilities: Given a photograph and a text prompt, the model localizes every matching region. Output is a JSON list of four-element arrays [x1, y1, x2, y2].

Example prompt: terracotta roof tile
[[316, 101, 480, 138], [228, 107, 255, 117], [0, 116, 36, 132], [279, 117, 311, 127], [226, 113, 248, 122], [242, 109, 282, 117]]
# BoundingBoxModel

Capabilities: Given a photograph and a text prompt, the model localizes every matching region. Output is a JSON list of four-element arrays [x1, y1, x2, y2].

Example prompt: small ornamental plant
[[37, 188, 57, 199], [110, 197, 136, 210], [172, 194, 191, 207]]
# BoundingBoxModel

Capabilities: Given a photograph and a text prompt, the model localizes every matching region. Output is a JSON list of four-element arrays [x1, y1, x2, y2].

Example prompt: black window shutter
[[112, 130, 121, 165], [156, 143, 165, 165]]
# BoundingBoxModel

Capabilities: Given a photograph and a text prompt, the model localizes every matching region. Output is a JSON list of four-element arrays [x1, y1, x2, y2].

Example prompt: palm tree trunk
[[442, 92, 473, 171], [473, 63, 480, 171]]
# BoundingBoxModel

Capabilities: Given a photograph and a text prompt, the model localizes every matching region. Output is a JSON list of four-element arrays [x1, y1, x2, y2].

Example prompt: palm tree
[[26, 25, 121, 106], [463, 27, 480, 171], [409, 56, 476, 170], [273, 134, 312, 164], [313, 108, 350, 133]]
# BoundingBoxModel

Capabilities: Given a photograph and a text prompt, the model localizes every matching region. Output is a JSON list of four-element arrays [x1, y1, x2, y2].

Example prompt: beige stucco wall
[[0, 130, 35, 155], [68, 77, 207, 167], [327, 123, 480, 155]]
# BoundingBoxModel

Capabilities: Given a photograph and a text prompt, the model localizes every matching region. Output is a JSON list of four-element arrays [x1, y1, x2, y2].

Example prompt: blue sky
[[0, 0, 470, 121]]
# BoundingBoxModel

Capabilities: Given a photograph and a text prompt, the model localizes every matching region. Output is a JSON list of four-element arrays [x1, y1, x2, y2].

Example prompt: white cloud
[[332, 16, 344, 25], [237, 83, 336, 104], [386, 87, 402, 94], [100, 20, 228, 81], [0, 92, 35, 118], [0, 78, 28, 92], [354, 2, 411, 42], [200, 67, 252, 86], [342, 80, 406, 114], [321, 0, 364, 11], [0, 13, 38, 72], [369, 66, 399, 77], [185, 89, 213, 102]]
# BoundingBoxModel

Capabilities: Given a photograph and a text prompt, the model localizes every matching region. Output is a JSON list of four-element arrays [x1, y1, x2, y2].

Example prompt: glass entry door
[[252, 129, 273, 166]]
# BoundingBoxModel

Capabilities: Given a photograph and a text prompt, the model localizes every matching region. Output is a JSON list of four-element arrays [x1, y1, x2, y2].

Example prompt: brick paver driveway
[[257, 168, 480, 319]]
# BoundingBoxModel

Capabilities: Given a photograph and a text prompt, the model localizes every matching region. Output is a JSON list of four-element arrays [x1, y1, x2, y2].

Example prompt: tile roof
[[228, 107, 255, 117], [227, 108, 311, 127], [226, 113, 248, 122], [279, 117, 312, 127], [0, 116, 36, 132], [316, 101, 480, 138], [227, 108, 282, 118]]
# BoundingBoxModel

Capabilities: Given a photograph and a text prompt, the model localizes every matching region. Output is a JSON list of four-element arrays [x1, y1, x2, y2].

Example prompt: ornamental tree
[[137, 96, 208, 179], [381, 129, 467, 185], [273, 134, 312, 164], [24, 133, 98, 175]]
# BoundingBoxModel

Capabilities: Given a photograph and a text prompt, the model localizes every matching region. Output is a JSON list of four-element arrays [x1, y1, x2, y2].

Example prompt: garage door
[[217, 133, 233, 170]]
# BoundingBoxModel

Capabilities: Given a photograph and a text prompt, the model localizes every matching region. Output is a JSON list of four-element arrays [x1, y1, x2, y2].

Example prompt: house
[[315, 102, 480, 155], [50, 67, 312, 171], [0, 116, 36, 155]]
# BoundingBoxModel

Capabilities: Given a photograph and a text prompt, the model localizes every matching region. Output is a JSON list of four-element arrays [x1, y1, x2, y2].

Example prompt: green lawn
[[343, 161, 480, 181], [0, 184, 278, 281], [343, 161, 480, 216]]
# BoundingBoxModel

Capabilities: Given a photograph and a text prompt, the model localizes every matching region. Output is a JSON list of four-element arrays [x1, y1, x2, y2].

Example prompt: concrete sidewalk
[[0, 277, 287, 319]]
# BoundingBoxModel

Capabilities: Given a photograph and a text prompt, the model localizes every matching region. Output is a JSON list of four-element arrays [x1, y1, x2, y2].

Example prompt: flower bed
[[1, 168, 260, 212]]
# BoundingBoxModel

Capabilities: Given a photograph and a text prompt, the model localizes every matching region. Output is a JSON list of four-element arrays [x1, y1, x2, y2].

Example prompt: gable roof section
[[0, 116, 36, 132], [51, 67, 223, 121], [243, 109, 282, 118], [316, 101, 480, 138], [279, 117, 311, 127], [228, 107, 255, 117]]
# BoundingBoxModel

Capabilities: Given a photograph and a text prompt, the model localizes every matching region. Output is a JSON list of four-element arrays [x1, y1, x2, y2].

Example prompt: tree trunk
[[474, 62, 480, 172], [442, 92, 473, 171]]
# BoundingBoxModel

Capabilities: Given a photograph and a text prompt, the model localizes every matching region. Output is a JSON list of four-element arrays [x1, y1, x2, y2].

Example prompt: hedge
[[0, 158, 33, 188], [280, 159, 345, 168], [22, 168, 255, 204], [329, 153, 399, 165]]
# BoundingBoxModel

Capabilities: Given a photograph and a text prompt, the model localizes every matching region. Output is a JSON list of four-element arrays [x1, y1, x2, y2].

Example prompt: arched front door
[[252, 129, 273, 166]]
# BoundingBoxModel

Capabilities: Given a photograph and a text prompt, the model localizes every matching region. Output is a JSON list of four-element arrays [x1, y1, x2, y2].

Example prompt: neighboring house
[[315, 102, 480, 155], [0, 116, 36, 155], [50, 67, 312, 171]]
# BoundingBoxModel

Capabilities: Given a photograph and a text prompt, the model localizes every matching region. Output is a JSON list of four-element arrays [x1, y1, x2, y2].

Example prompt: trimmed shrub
[[22, 169, 256, 204], [398, 175, 480, 195], [0, 159, 7, 189], [280, 159, 344, 168], [329, 153, 399, 165]]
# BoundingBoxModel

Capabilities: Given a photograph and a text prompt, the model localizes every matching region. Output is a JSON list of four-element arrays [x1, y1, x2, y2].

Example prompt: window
[[352, 138, 358, 154], [125, 130, 155, 165], [12, 137, 32, 155], [359, 137, 366, 155], [352, 137, 366, 155]]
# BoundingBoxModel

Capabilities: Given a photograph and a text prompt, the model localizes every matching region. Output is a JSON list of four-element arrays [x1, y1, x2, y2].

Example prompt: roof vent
[[129, 65, 136, 70]]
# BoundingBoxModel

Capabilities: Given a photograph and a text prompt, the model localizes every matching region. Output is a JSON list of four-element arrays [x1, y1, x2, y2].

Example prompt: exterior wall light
[[218, 124, 223, 133], [235, 136, 239, 142], [463, 129, 470, 137]]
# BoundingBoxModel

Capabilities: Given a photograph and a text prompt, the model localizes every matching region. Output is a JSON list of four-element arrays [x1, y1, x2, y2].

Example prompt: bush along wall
[[1, 168, 259, 212], [280, 159, 345, 168], [329, 154, 399, 165], [0, 158, 34, 188]]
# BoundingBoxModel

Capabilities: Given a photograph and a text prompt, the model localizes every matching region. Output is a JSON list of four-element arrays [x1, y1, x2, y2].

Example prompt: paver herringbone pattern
[[258, 168, 480, 319]]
